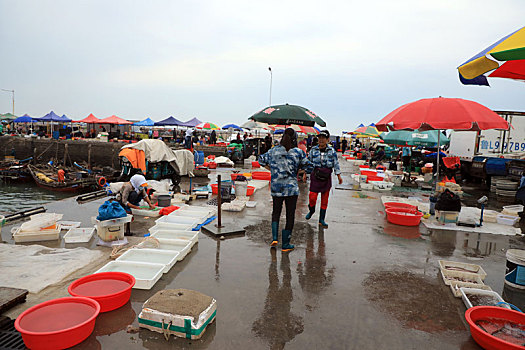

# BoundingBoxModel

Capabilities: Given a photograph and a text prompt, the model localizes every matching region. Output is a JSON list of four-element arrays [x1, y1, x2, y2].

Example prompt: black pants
[[272, 195, 298, 231]]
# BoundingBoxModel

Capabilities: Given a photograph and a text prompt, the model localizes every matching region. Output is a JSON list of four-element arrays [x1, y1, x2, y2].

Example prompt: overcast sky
[[1, 0, 524, 133]]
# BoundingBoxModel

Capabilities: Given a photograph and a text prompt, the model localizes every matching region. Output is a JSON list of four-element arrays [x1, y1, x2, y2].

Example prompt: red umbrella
[[376, 97, 509, 132], [376, 97, 509, 182]]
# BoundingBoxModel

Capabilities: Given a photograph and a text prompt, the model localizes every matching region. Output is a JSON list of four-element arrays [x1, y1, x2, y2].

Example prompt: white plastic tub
[[150, 222, 194, 232], [450, 282, 490, 298], [96, 261, 165, 290], [12, 224, 62, 243], [64, 227, 95, 243], [156, 215, 198, 228], [57, 221, 81, 229], [117, 248, 180, 273], [150, 229, 199, 244], [169, 210, 209, 224], [438, 260, 487, 280], [20, 213, 63, 232], [137, 238, 194, 260], [502, 204, 524, 216], [497, 214, 520, 226], [460, 287, 510, 309], [93, 214, 132, 227], [131, 207, 161, 217]]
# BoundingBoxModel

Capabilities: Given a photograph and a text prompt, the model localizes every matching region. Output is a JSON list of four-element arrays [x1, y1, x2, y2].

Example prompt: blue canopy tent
[[39, 111, 63, 122], [59, 114, 72, 122], [154, 116, 184, 126], [13, 115, 34, 123], [180, 117, 201, 127], [134, 118, 155, 126]]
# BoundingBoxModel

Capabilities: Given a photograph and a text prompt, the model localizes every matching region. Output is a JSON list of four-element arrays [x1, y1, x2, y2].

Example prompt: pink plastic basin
[[15, 297, 100, 350]]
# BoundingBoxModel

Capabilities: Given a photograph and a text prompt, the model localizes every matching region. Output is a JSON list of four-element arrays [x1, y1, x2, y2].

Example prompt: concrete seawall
[[1, 136, 228, 169]]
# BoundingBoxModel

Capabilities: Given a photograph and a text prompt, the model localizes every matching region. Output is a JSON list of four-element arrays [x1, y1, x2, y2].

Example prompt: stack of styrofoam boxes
[[96, 206, 215, 289], [438, 260, 490, 298]]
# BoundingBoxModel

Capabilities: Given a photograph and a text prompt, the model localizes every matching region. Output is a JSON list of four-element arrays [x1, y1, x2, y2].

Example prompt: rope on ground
[[109, 236, 160, 260]]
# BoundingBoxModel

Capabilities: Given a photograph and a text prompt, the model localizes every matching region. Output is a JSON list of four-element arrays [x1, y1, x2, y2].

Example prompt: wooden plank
[[0, 287, 28, 314]]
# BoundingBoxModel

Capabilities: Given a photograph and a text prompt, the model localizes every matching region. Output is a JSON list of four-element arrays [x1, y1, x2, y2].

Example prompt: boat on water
[[28, 164, 99, 192], [0, 158, 32, 182]]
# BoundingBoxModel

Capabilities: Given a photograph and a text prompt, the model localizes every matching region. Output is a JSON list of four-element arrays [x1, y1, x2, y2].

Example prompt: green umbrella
[[249, 104, 326, 127], [380, 130, 449, 147], [0, 113, 17, 121]]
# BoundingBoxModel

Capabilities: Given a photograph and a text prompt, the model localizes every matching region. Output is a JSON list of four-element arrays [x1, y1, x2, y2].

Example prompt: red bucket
[[385, 208, 423, 226], [247, 186, 255, 196], [211, 184, 218, 194], [68, 272, 135, 313], [15, 297, 100, 350], [465, 306, 525, 350], [208, 162, 217, 169]]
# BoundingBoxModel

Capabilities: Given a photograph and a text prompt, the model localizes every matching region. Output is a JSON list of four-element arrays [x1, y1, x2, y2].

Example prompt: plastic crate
[[436, 210, 459, 224], [460, 288, 509, 309], [438, 260, 487, 280]]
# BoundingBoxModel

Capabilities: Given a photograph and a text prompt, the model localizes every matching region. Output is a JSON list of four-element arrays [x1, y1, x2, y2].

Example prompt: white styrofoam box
[[180, 205, 216, 216], [137, 238, 194, 260], [20, 213, 63, 232], [156, 215, 198, 228], [460, 287, 510, 309], [246, 201, 257, 208], [12, 224, 62, 243], [150, 229, 199, 245], [497, 214, 520, 226], [440, 268, 484, 286], [96, 261, 165, 290], [438, 260, 487, 280], [150, 222, 194, 232], [64, 227, 95, 243], [117, 248, 180, 273]]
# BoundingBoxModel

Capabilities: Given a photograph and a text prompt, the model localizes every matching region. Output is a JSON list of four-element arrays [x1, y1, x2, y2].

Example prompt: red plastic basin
[[358, 165, 369, 169], [208, 162, 217, 169], [384, 202, 418, 212], [252, 161, 260, 168], [15, 297, 100, 350], [385, 207, 423, 226], [465, 306, 525, 350], [247, 186, 255, 196], [252, 171, 271, 180], [68, 272, 135, 312]]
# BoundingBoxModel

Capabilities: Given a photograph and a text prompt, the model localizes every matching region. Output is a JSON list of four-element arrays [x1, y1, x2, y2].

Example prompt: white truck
[[449, 111, 525, 162]]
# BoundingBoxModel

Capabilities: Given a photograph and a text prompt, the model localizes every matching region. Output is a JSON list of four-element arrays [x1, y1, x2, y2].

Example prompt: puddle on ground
[[383, 222, 421, 240], [244, 219, 317, 245], [363, 269, 465, 333]]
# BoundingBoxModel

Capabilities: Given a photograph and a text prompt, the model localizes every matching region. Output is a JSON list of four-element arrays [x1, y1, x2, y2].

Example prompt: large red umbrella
[[376, 97, 509, 132], [376, 97, 509, 182]]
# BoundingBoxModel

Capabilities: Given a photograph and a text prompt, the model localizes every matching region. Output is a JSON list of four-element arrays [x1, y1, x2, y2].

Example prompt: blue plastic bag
[[97, 200, 127, 221]]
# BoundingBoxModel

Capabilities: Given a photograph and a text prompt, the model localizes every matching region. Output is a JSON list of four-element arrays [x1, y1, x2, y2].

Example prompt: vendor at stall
[[117, 174, 155, 213]]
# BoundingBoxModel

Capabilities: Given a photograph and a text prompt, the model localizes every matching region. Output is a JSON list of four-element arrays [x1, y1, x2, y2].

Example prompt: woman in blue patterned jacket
[[259, 128, 313, 252], [305, 130, 342, 228]]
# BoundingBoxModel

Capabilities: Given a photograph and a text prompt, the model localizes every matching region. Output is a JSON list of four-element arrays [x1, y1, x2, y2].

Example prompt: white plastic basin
[[117, 248, 180, 273]]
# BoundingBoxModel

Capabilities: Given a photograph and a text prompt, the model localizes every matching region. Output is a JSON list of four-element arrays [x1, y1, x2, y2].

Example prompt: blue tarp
[[13, 115, 34, 123], [154, 116, 184, 126], [180, 117, 201, 127], [134, 118, 155, 126]]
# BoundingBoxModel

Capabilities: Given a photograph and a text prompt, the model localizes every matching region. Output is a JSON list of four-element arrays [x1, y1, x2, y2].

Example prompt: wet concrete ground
[[3, 159, 525, 349]]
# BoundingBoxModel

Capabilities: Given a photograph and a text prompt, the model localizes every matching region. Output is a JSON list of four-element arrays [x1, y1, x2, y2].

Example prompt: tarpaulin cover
[[119, 148, 146, 172], [121, 139, 194, 176]]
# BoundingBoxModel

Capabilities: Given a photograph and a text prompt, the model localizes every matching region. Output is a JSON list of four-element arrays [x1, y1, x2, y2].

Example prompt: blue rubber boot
[[319, 209, 328, 228], [305, 205, 315, 220], [281, 230, 295, 252], [270, 222, 279, 247]]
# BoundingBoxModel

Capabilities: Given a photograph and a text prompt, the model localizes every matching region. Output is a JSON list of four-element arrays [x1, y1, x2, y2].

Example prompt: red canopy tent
[[75, 113, 101, 123], [97, 115, 132, 124]]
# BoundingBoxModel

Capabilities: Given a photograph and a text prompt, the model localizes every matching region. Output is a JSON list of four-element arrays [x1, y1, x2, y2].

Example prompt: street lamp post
[[268, 67, 272, 106], [1, 89, 14, 115]]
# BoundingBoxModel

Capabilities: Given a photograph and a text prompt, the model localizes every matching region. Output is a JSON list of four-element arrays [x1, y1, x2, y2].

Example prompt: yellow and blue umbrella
[[458, 26, 525, 86]]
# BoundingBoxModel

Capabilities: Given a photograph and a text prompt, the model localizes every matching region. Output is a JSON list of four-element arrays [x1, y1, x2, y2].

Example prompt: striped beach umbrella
[[351, 123, 382, 138], [458, 26, 525, 85], [195, 122, 220, 130]]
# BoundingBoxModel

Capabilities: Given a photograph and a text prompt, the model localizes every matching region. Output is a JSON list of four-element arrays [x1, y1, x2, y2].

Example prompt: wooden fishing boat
[[0, 159, 32, 182], [28, 164, 98, 192]]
